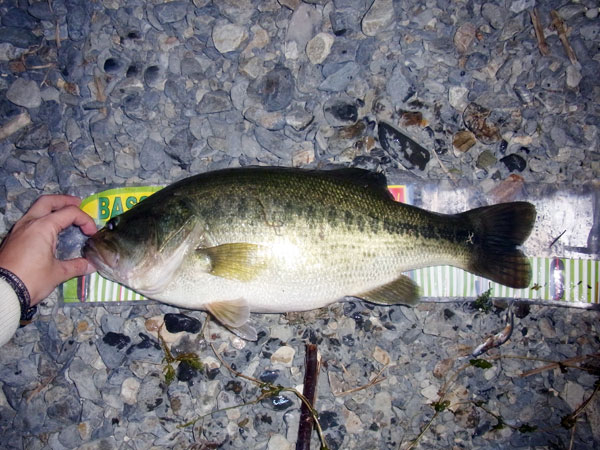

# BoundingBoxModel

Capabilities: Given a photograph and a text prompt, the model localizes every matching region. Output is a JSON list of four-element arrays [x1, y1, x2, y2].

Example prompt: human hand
[[0, 195, 97, 305]]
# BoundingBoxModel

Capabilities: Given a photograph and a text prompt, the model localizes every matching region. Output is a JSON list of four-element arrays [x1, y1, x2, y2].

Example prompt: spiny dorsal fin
[[197, 243, 268, 282], [322, 168, 393, 200], [356, 275, 421, 306]]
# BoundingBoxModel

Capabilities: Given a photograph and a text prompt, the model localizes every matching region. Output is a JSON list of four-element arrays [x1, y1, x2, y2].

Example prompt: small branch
[[296, 344, 321, 450], [530, 9, 550, 56], [519, 353, 600, 378], [431, 147, 459, 186], [561, 380, 600, 428], [331, 363, 388, 397], [551, 10, 578, 65], [0, 112, 31, 141], [404, 409, 441, 450], [549, 229, 567, 248]]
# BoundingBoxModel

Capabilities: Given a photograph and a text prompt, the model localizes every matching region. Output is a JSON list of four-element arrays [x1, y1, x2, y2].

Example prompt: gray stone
[[481, 3, 506, 30], [196, 90, 232, 114], [136, 372, 165, 413], [386, 64, 415, 105], [254, 127, 292, 160], [15, 123, 51, 150], [34, 156, 57, 189], [125, 333, 162, 363], [75, 438, 118, 450], [306, 33, 335, 65], [2, 8, 39, 29], [15, 190, 38, 213], [6, 78, 42, 109], [362, 0, 394, 36], [465, 52, 489, 70], [86, 164, 112, 183], [65, 0, 90, 41], [165, 129, 194, 165], [154, 1, 189, 24], [45, 384, 82, 424], [58, 424, 83, 448], [319, 61, 361, 92], [566, 65, 582, 89], [255, 67, 295, 112], [0, 27, 41, 48], [550, 126, 568, 148], [212, 22, 247, 54], [28, 2, 55, 21], [510, 0, 535, 14], [68, 358, 102, 401], [286, 3, 321, 56], [499, 11, 526, 41], [96, 332, 131, 370], [323, 98, 358, 126], [140, 138, 168, 171]]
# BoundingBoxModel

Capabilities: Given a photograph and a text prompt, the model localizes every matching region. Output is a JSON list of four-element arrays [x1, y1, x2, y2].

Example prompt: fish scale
[[83, 167, 536, 340]]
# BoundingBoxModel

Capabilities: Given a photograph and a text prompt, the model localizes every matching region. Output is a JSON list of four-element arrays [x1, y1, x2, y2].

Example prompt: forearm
[[0, 279, 21, 347]]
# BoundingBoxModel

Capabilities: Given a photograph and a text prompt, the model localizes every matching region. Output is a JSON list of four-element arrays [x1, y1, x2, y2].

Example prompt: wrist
[[0, 267, 37, 326]]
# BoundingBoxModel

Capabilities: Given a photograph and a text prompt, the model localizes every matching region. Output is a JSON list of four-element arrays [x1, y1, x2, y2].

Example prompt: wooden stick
[[519, 353, 599, 378], [530, 9, 550, 56], [551, 10, 578, 65], [296, 344, 321, 450], [0, 112, 31, 141]]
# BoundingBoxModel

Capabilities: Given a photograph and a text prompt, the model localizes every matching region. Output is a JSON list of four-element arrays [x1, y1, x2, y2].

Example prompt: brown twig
[[519, 353, 600, 378], [551, 10, 578, 65], [296, 344, 321, 450], [549, 229, 567, 248], [0, 112, 31, 141], [530, 9, 550, 56], [332, 363, 388, 396]]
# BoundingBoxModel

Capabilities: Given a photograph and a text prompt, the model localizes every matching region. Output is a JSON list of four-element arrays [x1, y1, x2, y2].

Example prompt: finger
[[41, 205, 98, 236], [56, 257, 96, 283], [23, 195, 82, 221]]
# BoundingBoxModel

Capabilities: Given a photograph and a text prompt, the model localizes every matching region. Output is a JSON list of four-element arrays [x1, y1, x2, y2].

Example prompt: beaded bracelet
[[0, 267, 37, 326]]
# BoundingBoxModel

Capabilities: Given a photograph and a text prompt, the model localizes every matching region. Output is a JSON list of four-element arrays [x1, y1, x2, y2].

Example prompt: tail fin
[[462, 202, 536, 289]]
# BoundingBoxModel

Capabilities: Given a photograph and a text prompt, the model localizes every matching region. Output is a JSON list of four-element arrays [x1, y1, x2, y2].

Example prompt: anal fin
[[206, 298, 258, 341], [357, 275, 420, 306]]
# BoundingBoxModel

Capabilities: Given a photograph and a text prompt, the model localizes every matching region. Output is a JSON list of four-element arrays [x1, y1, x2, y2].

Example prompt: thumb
[[57, 258, 96, 282]]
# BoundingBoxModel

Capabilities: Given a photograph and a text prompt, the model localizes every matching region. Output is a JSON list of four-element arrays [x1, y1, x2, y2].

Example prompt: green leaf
[[561, 414, 576, 429], [492, 418, 505, 430], [518, 423, 538, 433], [177, 352, 204, 371], [473, 288, 493, 313], [164, 364, 176, 385], [470, 358, 493, 369], [432, 400, 450, 412]]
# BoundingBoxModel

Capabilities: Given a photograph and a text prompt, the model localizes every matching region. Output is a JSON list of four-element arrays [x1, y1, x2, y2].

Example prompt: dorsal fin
[[321, 168, 393, 200]]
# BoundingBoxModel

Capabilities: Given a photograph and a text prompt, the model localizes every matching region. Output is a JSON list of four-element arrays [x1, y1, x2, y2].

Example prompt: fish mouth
[[82, 238, 121, 280]]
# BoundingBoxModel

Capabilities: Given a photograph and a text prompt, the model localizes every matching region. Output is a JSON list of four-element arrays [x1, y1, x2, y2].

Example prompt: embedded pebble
[[270, 346, 296, 366], [306, 32, 335, 65], [362, 0, 394, 37], [212, 23, 247, 54], [6, 78, 42, 109]]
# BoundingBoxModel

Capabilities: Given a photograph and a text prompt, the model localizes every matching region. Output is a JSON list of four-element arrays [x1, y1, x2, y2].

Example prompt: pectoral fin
[[198, 243, 268, 282], [206, 298, 258, 341], [357, 275, 420, 306]]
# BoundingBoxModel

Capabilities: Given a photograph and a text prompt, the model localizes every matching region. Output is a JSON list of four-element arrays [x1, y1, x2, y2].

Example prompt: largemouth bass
[[82, 167, 536, 340]]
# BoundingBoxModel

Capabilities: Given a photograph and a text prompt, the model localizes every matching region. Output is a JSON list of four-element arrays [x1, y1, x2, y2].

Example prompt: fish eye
[[106, 216, 120, 231]]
